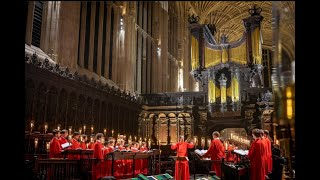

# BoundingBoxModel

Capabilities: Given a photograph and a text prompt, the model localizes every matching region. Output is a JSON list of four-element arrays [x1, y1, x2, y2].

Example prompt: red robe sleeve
[[171, 143, 178, 150], [187, 142, 194, 149]]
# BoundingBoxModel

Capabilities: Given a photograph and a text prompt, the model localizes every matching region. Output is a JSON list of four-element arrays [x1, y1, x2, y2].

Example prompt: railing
[[35, 159, 81, 180]]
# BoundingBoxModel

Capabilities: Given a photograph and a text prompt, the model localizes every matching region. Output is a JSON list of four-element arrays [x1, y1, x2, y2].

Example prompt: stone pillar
[[219, 73, 227, 111]]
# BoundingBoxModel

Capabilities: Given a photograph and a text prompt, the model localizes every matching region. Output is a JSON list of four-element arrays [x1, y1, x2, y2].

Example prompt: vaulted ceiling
[[176, 1, 295, 59]]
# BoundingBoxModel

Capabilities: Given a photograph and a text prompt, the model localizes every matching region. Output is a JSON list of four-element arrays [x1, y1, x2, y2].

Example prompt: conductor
[[171, 135, 194, 180]]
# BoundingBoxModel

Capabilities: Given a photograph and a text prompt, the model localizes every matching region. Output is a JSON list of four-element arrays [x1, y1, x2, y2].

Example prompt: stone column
[[219, 73, 227, 111]]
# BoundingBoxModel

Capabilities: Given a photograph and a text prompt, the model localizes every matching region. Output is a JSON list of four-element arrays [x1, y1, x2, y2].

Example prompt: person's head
[[96, 133, 104, 140], [90, 134, 96, 142], [252, 129, 261, 139], [212, 131, 220, 139], [259, 129, 264, 137], [141, 142, 146, 147], [263, 130, 269, 137], [104, 141, 110, 147], [53, 129, 61, 138], [61, 129, 68, 137], [73, 132, 80, 140], [81, 135, 87, 142], [179, 135, 184, 142]]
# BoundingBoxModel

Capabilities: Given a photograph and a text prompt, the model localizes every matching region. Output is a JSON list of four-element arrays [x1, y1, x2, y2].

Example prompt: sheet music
[[195, 149, 207, 156], [233, 149, 248, 156], [61, 142, 72, 149]]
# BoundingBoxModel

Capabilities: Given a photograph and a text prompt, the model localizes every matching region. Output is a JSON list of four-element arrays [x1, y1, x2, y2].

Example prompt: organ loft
[[25, 1, 295, 180]]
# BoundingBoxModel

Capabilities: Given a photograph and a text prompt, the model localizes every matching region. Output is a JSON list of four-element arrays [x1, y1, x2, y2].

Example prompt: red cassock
[[59, 136, 68, 145], [80, 142, 87, 150], [139, 146, 149, 175], [92, 141, 104, 180], [261, 138, 268, 175], [171, 142, 194, 180], [68, 138, 81, 160], [102, 147, 110, 177], [49, 137, 62, 158], [248, 138, 266, 180], [226, 145, 235, 162], [204, 138, 225, 177], [105, 146, 114, 176], [265, 138, 273, 173], [130, 147, 140, 176]]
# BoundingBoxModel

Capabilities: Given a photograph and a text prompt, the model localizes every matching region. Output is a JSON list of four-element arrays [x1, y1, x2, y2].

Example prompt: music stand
[[171, 156, 188, 180]]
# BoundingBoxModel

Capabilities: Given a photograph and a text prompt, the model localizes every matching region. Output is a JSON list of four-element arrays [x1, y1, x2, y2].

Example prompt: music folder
[[61, 142, 72, 149]]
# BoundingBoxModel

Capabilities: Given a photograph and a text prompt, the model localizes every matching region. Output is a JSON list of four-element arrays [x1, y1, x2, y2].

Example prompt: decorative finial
[[188, 14, 199, 24], [248, 5, 262, 16]]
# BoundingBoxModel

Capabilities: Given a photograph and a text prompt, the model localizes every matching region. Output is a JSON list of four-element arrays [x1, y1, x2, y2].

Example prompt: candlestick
[[104, 128, 107, 136]]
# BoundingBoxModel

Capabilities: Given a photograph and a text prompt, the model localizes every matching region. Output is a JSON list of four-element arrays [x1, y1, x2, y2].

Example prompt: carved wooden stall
[[25, 53, 142, 140]]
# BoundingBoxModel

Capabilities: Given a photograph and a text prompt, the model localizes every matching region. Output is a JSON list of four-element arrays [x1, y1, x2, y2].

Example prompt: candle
[[46, 142, 50, 151], [80, 136, 83, 142], [193, 136, 198, 146], [69, 126, 72, 134], [79, 128, 82, 134], [231, 133, 233, 140], [134, 136, 137, 142], [124, 135, 126, 140], [44, 123, 48, 134], [104, 128, 107, 136], [30, 120, 34, 132], [112, 129, 114, 136], [148, 139, 151, 148], [34, 138, 38, 149], [91, 126, 94, 134], [276, 140, 279, 145], [83, 125, 86, 134], [129, 135, 132, 140], [57, 124, 61, 130]]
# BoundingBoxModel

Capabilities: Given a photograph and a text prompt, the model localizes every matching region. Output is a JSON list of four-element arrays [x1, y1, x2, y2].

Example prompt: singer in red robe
[[264, 130, 273, 173], [92, 133, 104, 180], [68, 132, 81, 160], [203, 131, 225, 177], [248, 129, 266, 180], [171, 135, 194, 180], [49, 129, 62, 158], [139, 142, 149, 175]]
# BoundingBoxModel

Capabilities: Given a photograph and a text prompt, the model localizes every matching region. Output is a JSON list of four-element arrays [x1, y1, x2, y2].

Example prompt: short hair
[[96, 133, 104, 140], [212, 131, 220, 137], [252, 129, 261, 137], [61, 129, 68, 134], [73, 132, 80, 136], [263, 130, 269, 135], [53, 129, 61, 135], [81, 134, 87, 138]]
